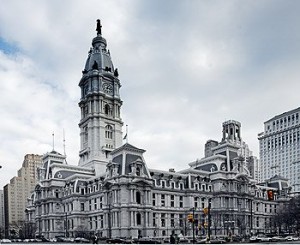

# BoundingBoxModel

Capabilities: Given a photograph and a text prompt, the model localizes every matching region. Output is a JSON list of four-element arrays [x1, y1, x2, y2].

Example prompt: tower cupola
[[81, 19, 116, 78]]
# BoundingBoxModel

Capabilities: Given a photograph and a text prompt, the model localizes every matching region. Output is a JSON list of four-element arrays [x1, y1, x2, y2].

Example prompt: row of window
[[263, 131, 300, 149], [266, 113, 299, 132], [81, 102, 119, 119]]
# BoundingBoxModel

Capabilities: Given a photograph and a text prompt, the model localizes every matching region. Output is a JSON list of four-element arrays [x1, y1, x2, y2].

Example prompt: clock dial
[[102, 83, 113, 94]]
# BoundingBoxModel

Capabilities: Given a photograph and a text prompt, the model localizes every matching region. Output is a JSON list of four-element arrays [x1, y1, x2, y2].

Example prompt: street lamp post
[[207, 199, 212, 242], [108, 204, 112, 239], [192, 208, 195, 244], [65, 213, 68, 238], [250, 199, 253, 235]]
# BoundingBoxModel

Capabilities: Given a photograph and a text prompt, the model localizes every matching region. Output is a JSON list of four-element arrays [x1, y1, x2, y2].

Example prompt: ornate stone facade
[[26, 20, 290, 241]]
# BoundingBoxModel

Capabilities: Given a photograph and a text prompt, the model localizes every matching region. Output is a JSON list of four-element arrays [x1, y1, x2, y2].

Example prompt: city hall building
[[26, 20, 290, 240]]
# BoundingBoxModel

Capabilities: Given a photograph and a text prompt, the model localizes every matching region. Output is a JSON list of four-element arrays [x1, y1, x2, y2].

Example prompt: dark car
[[136, 237, 162, 244]]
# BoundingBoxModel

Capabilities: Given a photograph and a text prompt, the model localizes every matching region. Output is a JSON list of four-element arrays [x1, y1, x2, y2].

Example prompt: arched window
[[136, 213, 141, 225], [104, 104, 111, 116], [105, 125, 113, 139], [136, 191, 141, 204]]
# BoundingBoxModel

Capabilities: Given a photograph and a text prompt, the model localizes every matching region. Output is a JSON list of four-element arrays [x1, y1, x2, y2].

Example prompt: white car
[[258, 236, 272, 242], [285, 236, 299, 241], [0, 239, 12, 243]]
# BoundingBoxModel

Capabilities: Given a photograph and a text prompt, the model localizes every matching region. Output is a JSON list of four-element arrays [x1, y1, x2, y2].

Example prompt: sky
[[0, 0, 300, 188]]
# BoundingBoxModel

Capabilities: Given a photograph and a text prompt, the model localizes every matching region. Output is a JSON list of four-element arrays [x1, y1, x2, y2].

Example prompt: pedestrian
[[92, 234, 97, 244], [170, 231, 176, 244]]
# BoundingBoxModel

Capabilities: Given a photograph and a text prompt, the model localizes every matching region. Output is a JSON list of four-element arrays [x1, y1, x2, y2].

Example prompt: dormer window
[[136, 167, 141, 176], [105, 66, 112, 72]]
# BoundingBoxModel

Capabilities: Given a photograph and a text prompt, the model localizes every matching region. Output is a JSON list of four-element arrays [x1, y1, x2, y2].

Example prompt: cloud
[[1, 0, 300, 188]]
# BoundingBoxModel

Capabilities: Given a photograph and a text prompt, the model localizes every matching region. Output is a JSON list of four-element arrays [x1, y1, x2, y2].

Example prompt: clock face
[[102, 83, 113, 94]]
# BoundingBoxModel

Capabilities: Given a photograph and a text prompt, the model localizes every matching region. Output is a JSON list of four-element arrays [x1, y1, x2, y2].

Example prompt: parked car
[[249, 236, 259, 243], [285, 236, 299, 241], [271, 236, 285, 242], [74, 237, 90, 243], [136, 237, 162, 244], [0, 239, 12, 243], [107, 238, 133, 244], [258, 236, 272, 242]]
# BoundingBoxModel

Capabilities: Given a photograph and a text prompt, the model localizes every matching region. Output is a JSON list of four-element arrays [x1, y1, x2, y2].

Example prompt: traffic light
[[187, 213, 194, 223], [203, 207, 209, 215], [267, 190, 274, 201]]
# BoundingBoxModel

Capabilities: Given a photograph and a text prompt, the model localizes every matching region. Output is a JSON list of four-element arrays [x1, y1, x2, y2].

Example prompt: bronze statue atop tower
[[96, 19, 102, 35]]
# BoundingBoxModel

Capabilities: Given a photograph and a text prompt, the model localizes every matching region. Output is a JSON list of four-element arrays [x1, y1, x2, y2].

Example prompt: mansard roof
[[111, 143, 146, 155]]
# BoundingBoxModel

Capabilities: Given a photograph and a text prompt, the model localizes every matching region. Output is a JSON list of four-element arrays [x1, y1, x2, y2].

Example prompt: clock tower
[[78, 20, 123, 174]]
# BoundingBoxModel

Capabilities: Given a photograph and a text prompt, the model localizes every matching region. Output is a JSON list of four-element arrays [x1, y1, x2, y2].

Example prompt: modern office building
[[25, 21, 291, 241], [258, 107, 300, 193], [3, 154, 42, 238]]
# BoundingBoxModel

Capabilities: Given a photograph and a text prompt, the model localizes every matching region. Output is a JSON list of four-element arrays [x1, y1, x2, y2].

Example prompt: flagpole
[[126, 124, 128, 143]]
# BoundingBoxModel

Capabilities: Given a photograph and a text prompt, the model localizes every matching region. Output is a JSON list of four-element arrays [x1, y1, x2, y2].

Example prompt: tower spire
[[96, 19, 102, 35]]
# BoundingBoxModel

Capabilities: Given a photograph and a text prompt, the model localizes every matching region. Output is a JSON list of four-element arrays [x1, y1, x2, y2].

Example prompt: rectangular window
[[179, 214, 183, 227], [100, 215, 104, 228], [153, 213, 156, 227], [89, 217, 93, 230], [161, 194, 165, 207], [161, 214, 166, 227], [99, 196, 103, 209], [171, 195, 175, 207], [171, 214, 175, 227], [152, 194, 156, 206], [80, 203, 84, 211], [179, 196, 183, 208]]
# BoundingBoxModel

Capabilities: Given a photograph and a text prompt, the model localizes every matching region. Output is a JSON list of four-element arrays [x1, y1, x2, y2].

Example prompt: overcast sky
[[0, 0, 300, 188]]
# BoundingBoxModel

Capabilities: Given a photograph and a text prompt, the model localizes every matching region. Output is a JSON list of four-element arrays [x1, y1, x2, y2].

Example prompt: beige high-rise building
[[4, 154, 42, 238], [0, 189, 4, 238]]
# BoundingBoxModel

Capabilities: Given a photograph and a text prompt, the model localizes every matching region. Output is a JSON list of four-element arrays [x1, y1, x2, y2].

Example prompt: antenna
[[63, 129, 68, 165], [126, 124, 128, 143], [63, 129, 66, 156]]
